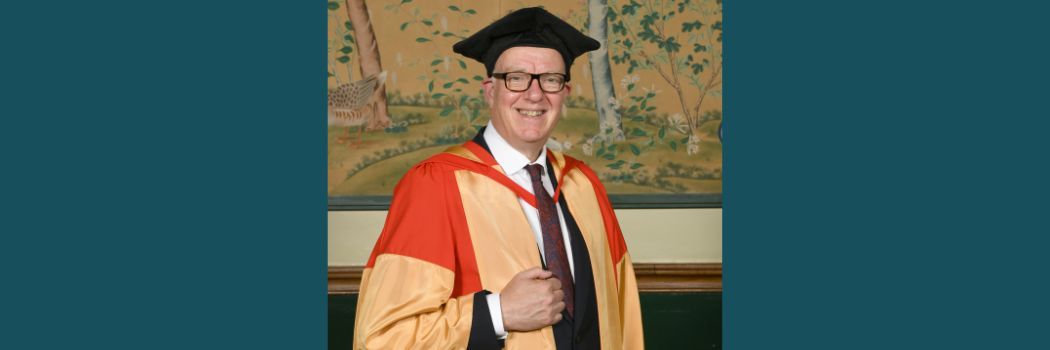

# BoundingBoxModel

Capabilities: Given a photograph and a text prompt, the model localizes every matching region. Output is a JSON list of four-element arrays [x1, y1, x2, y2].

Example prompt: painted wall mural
[[328, 0, 722, 201]]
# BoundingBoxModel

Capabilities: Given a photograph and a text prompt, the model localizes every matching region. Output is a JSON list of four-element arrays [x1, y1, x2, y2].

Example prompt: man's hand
[[499, 267, 565, 332]]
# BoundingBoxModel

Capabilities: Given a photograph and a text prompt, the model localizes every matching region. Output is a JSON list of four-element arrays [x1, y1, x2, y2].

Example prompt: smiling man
[[353, 7, 644, 349]]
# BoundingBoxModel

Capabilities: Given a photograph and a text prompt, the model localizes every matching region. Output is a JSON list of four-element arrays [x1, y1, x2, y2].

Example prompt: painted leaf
[[336, 55, 350, 63], [682, 21, 703, 32], [622, 4, 636, 15], [629, 144, 641, 156], [327, 1, 339, 10], [439, 106, 455, 116], [664, 37, 682, 52], [449, 5, 460, 11], [416, 37, 431, 43], [400, 22, 409, 31], [430, 59, 443, 66], [630, 163, 644, 169]]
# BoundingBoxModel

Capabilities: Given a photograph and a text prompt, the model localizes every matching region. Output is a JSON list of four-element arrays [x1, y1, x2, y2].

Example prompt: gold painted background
[[328, 0, 722, 196]]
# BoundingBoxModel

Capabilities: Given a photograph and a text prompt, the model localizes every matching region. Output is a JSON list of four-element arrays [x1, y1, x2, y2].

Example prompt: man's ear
[[564, 82, 572, 95], [482, 78, 495, 106]]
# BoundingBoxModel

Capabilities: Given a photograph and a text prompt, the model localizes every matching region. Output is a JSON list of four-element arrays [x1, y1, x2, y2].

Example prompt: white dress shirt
[[482, 121, 576, 338]]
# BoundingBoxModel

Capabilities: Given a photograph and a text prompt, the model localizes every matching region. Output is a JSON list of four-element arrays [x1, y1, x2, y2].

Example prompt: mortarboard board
[[452, 7, 600, 81]]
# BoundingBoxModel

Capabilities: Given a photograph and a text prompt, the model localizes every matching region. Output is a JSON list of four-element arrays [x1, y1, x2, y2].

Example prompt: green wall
[[329, 292, 722, 349]]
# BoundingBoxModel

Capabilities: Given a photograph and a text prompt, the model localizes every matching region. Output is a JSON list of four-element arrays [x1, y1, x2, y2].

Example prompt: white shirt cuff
[[486, 293, 508, 339]]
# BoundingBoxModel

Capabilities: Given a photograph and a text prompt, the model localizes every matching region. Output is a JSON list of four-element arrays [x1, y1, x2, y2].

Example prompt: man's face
[[483, 46, 570, 156]]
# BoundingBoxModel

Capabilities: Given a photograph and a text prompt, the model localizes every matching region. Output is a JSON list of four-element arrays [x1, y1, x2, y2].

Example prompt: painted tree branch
[[346, 0, 390, 130]]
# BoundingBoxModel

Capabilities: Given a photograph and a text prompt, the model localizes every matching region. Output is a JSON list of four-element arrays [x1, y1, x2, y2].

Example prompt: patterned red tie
[[525, 164, 574, 317]]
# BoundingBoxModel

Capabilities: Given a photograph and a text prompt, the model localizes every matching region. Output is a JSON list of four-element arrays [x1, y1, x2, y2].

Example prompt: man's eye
[[508, 75, 527, 82]]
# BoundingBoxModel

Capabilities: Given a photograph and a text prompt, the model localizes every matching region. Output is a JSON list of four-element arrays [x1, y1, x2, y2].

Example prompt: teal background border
[[4, 1, 327, 349], [725, 0, 1050, 349]]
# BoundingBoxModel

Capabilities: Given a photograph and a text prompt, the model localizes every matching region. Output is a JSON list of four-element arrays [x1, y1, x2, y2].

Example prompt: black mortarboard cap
[[453, 7, 600, 81]]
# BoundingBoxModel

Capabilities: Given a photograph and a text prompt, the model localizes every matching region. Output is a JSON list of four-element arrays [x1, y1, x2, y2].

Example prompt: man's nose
[[524, 77, 545, 101]]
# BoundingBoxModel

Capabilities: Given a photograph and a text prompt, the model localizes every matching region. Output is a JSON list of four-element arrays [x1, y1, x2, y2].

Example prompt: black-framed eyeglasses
[[492, 72, 567, 93]]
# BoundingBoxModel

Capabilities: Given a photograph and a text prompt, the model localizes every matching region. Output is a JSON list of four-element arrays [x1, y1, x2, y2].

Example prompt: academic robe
[[353, 135, 644, 349]]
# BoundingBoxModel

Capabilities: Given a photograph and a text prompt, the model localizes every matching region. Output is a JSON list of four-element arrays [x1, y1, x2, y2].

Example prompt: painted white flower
[[607, 96, 621, 109], [443, 56, 450, 71], [440, 16, 448, 31], [642, 84, 662, 95], [582, 140, 594, 156], [668, 113, 688, 134], [620, 74, 640, 88], [686, 134, 701, 155]]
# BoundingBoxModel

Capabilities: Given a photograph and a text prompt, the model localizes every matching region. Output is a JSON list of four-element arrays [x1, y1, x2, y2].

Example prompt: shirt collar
[[483, 121, 548, 176]]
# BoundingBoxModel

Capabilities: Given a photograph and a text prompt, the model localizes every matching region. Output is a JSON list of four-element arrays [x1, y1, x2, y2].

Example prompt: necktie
[[524, 164, 574, 317]]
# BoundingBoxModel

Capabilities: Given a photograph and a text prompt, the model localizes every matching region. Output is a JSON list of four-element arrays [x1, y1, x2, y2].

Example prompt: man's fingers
[[520, 267, 552, 280], [548, 277, 562, 290], [553, 290, 565, 302], [553, 301, 566, 313]]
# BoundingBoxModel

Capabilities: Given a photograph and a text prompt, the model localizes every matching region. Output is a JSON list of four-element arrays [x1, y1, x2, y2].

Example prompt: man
[[353, 7, 643, 349]]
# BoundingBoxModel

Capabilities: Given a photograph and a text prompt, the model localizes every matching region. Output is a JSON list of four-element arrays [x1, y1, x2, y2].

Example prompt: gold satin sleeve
[[353, 254, 474, 350], [617, 252, 646, 349]]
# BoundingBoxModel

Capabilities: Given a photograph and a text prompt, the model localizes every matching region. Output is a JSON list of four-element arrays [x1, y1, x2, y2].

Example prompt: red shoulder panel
[[364, 160, 482, 297]]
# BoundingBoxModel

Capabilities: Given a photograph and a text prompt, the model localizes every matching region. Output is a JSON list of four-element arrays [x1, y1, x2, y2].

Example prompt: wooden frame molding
[[328, 265, 364, 294], [633, 263, 722, 292], [328, 263, 721, 295]]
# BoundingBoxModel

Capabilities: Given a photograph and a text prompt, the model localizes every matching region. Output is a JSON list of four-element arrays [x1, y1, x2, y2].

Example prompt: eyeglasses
[[492, 72, 567, 93]]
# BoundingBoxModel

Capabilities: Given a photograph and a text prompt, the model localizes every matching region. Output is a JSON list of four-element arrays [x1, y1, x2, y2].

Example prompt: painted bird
[[328, 71, 387, 147]]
